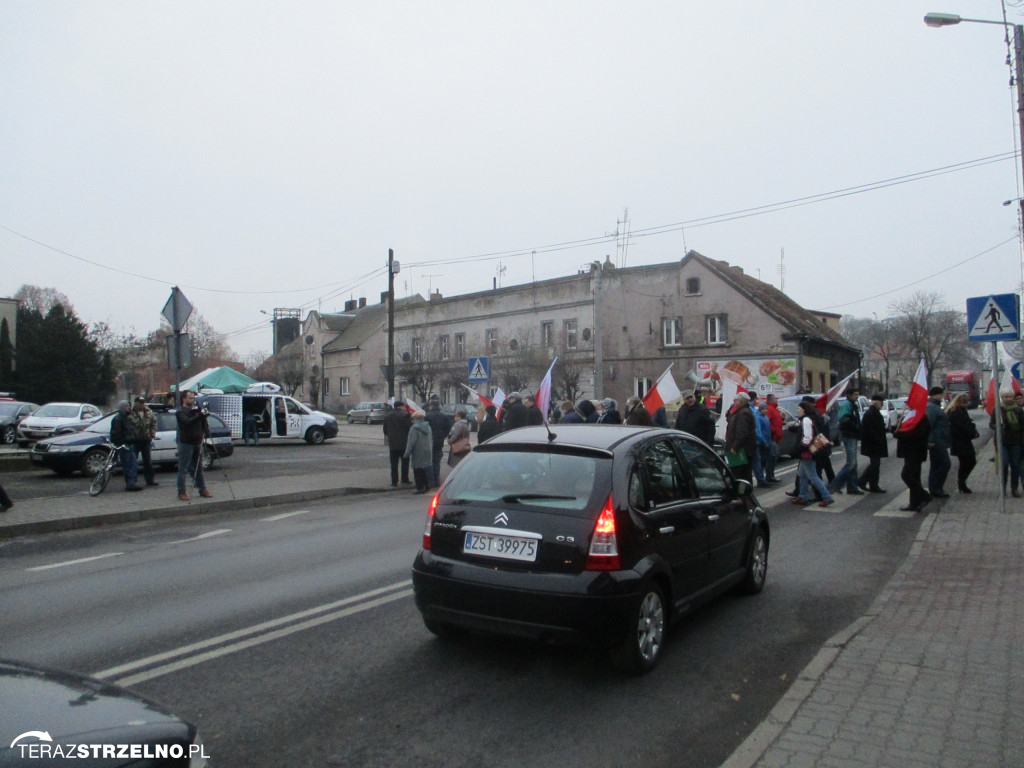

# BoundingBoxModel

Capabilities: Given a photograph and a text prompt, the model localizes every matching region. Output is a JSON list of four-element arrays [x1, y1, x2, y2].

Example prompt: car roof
[[480, 424, 687, 453]]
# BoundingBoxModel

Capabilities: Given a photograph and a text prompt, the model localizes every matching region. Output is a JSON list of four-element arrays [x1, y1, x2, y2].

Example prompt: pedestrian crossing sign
[[468, 356, 490, 383], [967, 294, 1020, 342]]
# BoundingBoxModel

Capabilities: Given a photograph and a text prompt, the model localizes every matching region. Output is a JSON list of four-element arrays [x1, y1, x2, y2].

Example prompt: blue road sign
[[1013, 362, 1024, 383], [967, 294, 1020, 342], [468, 356, 489, 383]]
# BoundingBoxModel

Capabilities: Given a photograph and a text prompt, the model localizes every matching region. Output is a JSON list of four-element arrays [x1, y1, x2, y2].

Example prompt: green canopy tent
[[170, 366, 257, 394]]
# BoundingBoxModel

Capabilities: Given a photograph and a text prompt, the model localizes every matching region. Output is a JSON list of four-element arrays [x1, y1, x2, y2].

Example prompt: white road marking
[[166, 529, 232, 545], [92, 579, 413, 684], [26, 552, 123, 572], [261, 510, 310, 522]]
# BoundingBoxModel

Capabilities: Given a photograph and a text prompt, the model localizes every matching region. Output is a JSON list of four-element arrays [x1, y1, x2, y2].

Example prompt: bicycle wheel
[[89, 459, 112, 496]]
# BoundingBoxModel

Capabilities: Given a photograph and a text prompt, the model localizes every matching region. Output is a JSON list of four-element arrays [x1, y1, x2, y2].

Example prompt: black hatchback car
[[412, 425, 769, 673]]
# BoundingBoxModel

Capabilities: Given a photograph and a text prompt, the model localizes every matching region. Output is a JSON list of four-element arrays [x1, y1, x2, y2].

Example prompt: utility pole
[[388, 249, 397, 399]]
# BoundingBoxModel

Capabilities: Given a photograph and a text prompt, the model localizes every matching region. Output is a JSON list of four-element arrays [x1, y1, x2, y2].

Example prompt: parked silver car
[[16, 402, 103, 447], [346, 401, 391, 424]]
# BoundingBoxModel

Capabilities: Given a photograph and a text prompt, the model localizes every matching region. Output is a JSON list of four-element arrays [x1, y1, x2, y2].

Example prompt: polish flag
[[816, 371, 857, 416], [985, 375, 997, 416], [898, 360, 929, 433], [643, 365, 681, 416], [462, 384, 507, 418], [405, 397, 424, 414], [535, 358, 557, 424]]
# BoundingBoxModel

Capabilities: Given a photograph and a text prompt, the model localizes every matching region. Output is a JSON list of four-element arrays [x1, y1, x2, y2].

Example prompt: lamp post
[[924, 12, 1024, 219]]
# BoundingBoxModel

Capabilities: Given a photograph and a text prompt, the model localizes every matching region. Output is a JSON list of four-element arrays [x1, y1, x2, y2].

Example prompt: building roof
[[679, 250, 858, 353], [322, 295, 426, 354]]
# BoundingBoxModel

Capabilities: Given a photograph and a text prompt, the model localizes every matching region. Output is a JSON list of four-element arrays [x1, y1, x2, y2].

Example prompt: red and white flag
[[898, 360, 929, 433], [534, 358, 557, 424], [463, 383, 507, 418], [643, 365, 681, 415], [405, 397, 424, 414], [985, 375, 998, 415], [988, 368, 1023, 414], [815, 371, 857, 416]]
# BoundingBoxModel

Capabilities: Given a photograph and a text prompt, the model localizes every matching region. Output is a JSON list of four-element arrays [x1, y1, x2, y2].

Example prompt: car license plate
[[463, 531, 538, 562]]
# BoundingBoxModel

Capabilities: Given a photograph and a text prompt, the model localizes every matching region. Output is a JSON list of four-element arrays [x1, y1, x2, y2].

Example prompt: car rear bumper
[[411, 551, 643, 646]]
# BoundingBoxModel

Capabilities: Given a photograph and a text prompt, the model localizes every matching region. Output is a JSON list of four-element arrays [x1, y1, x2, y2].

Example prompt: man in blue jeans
[[926, 386, 951, 498], [110, 400, 142, 492], [830, 388, 863, 495], [176, 390, 213, 502]]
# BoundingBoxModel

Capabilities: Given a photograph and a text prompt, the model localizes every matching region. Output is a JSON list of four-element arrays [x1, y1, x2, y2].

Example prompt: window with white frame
[[324, 378, 330, 395], [564, 319, 578, 349], [454, 333, 466, 359], [485, 329, 498, 354], [339, 377, 350, 396], [412, 337, 424, 362], [439, 334, 450, 360], [706, 314, 728, 344], [662, 317, 682, 347]]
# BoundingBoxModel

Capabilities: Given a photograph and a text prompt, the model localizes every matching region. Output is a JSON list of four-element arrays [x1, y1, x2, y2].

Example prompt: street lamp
[[924, 11, 1024, 214]]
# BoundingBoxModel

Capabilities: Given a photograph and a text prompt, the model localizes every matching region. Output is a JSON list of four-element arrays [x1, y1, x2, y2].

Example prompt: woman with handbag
[[447, 410, 472, 468], [948, 393, 979, 494], [794, 401, 835, 508]]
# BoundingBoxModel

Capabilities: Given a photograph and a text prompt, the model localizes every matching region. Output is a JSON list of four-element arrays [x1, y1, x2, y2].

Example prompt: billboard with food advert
[[694, 358, 798, 398]]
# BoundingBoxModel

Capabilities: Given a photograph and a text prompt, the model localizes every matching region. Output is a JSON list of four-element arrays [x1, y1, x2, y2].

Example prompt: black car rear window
[[442, 450, 608, 511]]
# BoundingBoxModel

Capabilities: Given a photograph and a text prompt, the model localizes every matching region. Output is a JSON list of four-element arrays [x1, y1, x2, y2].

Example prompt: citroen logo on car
[[494, 512, 509, 526]]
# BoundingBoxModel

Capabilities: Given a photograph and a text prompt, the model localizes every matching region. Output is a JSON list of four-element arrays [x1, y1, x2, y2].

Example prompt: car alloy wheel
[[82, 448, 109, 477], [611, 583, 666, 674], [1, 425, 14, 444], [740, 528, 768, 595]]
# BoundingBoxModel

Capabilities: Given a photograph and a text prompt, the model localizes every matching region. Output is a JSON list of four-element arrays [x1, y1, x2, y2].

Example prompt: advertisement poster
[[694, 358, 798, 398]]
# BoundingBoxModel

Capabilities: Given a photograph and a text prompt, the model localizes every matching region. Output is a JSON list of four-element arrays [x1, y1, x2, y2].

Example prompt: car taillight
[[585, 496, 621, 571], [422, 492, 440, 550]]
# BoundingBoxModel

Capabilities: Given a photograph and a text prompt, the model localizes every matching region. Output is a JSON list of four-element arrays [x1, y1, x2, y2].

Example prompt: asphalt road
[[0, 453, 925, 768]]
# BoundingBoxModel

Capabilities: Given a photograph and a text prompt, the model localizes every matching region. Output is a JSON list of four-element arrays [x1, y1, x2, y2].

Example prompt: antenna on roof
[[777, 248, 786, 292]]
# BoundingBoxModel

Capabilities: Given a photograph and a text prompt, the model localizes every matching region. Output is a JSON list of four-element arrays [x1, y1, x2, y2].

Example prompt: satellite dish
[[305, 335, 314, 345], [1003, 341, 1024, 360]]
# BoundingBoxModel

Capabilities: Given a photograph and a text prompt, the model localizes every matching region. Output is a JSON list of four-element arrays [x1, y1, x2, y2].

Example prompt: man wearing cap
[[675, 390, 715, 445], [129, 397, 159, 487], [501, 392, 529, 430], [725, 391, 757, 484], [383, 402, 412, 487], [110, 400, 142, 492]]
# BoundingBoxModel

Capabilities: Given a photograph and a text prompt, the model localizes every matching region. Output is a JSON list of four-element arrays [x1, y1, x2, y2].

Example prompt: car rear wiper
[[500, 493, 576, 503]]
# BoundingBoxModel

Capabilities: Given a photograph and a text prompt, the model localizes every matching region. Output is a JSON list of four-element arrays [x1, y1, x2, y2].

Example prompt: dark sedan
[[0, 400, 38, 445], [0, 659, 207, 766], [412, 425, 769, 673], [29, 409, 234, 476]]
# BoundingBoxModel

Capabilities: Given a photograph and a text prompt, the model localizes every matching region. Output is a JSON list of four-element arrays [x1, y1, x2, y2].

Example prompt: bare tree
[[841, 315, 909, 397], [494, 329, 546, 394], [888, 292, 975, 386], [397, 338, 444, 402], [14, 285, 74, 316], [550, 345, 587, 404]]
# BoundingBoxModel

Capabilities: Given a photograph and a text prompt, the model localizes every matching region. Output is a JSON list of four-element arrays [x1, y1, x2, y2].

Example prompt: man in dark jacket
[[675, 391, 715, 445], [176, 391, 211, 501], [725, 392, 757, 484], [926, 386, 951, 498], [477, 404, 503, 442], [897, 411, 931, 512], [523, 395, 545, 425], [501, 392, 529, 430], [383, 404, 412, 487], [597, 398, 621, 424], [857, 394, 888, 493], [423, 397, 451, 488], [110, 400, 142, 492], [576, 399, 599, 423]]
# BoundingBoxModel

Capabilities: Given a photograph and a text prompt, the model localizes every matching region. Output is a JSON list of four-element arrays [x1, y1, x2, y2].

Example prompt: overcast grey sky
[[2, 1, 1023, 356]]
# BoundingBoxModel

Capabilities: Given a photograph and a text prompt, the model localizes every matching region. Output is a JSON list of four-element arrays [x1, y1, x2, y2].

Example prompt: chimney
[[429, 290, 443, 301], [358, 297, 367, 308], [380, 291, 390, 304], [344, 300, 357, 312]]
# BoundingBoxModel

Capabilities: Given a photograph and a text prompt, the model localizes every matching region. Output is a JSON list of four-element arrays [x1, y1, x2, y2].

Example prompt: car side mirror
[[732, 478, 753, 497]]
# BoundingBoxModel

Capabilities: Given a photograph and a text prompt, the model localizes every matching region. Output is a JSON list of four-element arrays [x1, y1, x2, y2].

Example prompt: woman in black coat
[[947, 393, 978, 493]]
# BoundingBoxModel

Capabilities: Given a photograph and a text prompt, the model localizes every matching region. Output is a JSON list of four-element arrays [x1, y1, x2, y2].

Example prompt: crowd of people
[[380, 382, 1003, 510]]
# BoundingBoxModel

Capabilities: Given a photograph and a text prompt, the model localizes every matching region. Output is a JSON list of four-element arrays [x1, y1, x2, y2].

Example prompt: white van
[[198, 393, 339, 444]]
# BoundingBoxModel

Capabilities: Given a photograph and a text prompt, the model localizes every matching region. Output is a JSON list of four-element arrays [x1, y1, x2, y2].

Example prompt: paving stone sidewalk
[[721, 456, 1024, 768]]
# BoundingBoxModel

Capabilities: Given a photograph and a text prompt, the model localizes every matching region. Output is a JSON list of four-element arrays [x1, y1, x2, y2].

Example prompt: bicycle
[[89, 443, 129, 497]]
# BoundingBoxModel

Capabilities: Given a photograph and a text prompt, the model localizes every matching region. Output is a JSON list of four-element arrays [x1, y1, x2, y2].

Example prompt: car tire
[[739, 527, 769, 595], [305, 427, 326, 445], [610, 583, 667, 674], [1, 425, 15, 444], [347, 415, 354, 424], [82, 448, 109, 477]]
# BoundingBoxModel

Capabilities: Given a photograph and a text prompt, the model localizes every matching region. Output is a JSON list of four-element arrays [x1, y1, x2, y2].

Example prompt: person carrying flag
[[896, 360, 932, 513]]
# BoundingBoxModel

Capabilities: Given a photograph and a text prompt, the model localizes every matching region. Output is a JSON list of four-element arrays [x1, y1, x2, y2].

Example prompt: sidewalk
[[721, 450, 1024, 768], [0, 462, 400, 540]]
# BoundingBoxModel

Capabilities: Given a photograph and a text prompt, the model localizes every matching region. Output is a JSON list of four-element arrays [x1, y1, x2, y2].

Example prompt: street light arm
[[924, 12, 1013, 28]]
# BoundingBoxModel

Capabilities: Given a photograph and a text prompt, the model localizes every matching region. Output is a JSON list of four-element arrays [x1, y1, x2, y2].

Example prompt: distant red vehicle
[[945, 371, 979, 408]]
